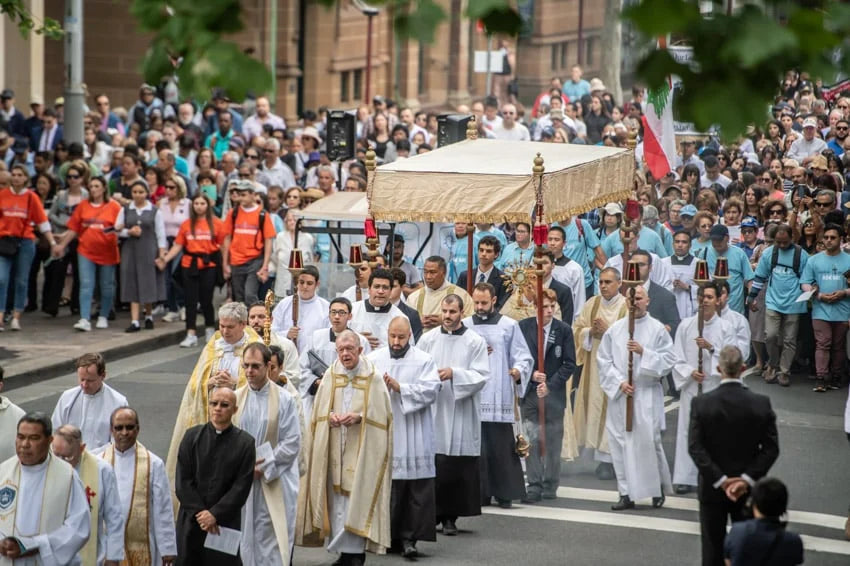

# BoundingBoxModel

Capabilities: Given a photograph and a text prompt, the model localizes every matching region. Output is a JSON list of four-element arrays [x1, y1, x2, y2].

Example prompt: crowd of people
[[3, 64, 850, 566]]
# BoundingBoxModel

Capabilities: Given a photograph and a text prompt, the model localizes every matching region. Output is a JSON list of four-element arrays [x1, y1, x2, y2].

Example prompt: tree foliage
[[1, 0, 63, 39]]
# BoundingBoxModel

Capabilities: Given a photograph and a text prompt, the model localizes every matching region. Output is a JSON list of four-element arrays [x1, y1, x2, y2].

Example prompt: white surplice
[[0, 397, 25, 463], [350, 300, 410, 349], [367, 346, 441, 479], [97, 444, 177, 566], [598, 315, 676, 501], [660, 254, 699, 320], [239, 381, 301, 565], [271, 294, 330, 353], [551, 261, 586, 320], [606, 253, 674, 292], [416, 325, 490, 456], [5, 456, 91, 566], [298, 329, 371, 419], [719, 306, 751, 361], [461, 314, 533, 423], [671, 314, 736, 487], [51, 384, 128, 451]]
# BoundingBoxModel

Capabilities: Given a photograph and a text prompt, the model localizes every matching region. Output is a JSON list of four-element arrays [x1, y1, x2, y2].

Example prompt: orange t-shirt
[[176, 217, 226, 269], [0, 188, 48, 240], [66, 200, 122, 265], [223, 206, 276, 266]]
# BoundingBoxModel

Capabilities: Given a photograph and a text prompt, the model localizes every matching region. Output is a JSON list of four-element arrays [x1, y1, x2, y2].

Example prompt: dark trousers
[[164, 239, 185, 312], [42, 242, 79, 315], [183, 268, 217, 331], [230, 256, 263, 305], [699, 496, 748, 566], [26, 243, 50, 310], [521, 394, 566, 496]]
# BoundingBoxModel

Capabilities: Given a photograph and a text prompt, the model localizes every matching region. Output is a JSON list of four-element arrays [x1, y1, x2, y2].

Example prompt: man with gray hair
[[257, 137, 296, 189], [52, 424, 125, 566], [642, 204, 673, 256]]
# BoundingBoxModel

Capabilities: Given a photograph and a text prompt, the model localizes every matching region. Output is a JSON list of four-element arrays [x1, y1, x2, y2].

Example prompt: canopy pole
[[531, 153, 547, 458]]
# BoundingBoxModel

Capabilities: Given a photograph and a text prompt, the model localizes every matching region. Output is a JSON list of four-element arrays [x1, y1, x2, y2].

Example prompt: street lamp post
[[354, 1, 380, 104]]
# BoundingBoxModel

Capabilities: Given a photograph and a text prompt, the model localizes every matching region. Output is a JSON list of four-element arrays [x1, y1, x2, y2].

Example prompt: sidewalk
[[0, 309, 187, 389]]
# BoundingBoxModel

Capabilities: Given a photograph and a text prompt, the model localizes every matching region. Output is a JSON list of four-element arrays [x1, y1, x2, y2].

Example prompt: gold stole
[[0, 455, 74, 566], [102, 443, 152, 566], [235, 382, 290, 566], [78, 451, 101, 566]]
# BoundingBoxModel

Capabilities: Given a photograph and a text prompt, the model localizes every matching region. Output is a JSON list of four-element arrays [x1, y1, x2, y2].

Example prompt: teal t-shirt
[[800, 251, 850, 321], [557, 219, 600, 289], [602, 226, 668, 259], [754, 245, 809, 315], [700, 244, 755, 314]]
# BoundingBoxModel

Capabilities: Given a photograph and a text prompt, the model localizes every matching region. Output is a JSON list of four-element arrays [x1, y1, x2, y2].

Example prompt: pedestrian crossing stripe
[[481, 487, 850, 556]]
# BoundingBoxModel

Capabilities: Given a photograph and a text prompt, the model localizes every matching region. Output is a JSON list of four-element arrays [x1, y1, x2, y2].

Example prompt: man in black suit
[[537, 250, 575, 323], [390, 267, 423, 342], [518, 288, 576, 502], [631, 249, 680, 337], [688, 345, 779, 566], [457, 235, 508, 310]]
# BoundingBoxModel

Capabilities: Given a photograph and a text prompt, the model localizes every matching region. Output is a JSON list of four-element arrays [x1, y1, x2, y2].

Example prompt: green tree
[[1, 0, 62, 39]]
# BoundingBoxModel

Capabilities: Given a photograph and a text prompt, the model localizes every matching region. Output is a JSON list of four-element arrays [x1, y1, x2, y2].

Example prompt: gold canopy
[[367, 138, 634, 224]]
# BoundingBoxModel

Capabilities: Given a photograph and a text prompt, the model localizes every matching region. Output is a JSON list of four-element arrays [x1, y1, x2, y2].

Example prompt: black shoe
[[496, 498, 512, 509], [332, 556, 346, 566], [348, 553, 365, 566], [144, 318, 154, 330], [402, 540, 418, 559], [828, 379, 842, 390], [521, 492, 542, 503], [595, 462, 615, 480], [542, 492, 557, 500], [652, 493, 666, 508], [611, 495, 635, 511], [24, 304, 37, 313], [673, 484, 693, 495], [107, 309, 116, 321], [125, 323, 140, 333], [481, 496, 492, 507], [442, 519, 458, 536]]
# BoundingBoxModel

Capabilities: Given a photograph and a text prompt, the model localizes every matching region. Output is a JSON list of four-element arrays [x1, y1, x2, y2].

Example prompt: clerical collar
[[670, 254, 694, 265], [472, 312, 502, 325], [329, 327, 350, 342], [208, 423, 233, 435], [440, 323, 468, 335], [390, 343, 411, 359], [364, 301, 393, 313]]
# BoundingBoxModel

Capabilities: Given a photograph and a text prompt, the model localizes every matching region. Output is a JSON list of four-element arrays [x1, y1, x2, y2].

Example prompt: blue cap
[[680, 204, 698, 217], [741, 216, 758, 229]]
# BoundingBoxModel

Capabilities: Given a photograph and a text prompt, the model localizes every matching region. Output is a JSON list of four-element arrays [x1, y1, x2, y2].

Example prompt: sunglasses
[[769, 209, 785, 215], [67, 174, 81, 180], [837, 126, 849, 131], [112, 424, 137, 432], [264, 149, 277, 153], [165, 184, 178, 189], [815, 202, 832, 207]]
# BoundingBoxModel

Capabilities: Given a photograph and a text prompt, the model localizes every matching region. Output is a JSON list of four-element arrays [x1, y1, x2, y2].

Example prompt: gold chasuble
[[234, 382, 291, 566], [296, 357, 392, 554], [102, 442, 152, 566], [165, 327, 261, 499]]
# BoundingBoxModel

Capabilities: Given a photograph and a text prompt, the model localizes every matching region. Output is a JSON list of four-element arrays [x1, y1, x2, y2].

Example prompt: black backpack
[[769, 244, 802, 278]]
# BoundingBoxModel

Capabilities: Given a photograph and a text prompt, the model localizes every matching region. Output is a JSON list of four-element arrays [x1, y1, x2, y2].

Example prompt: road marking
[[555, 486, 847, 530], [483, 504, 850, 555]]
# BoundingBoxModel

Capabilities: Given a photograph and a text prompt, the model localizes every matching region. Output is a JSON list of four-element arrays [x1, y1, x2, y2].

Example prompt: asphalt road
[[8, 345, 850, 565]]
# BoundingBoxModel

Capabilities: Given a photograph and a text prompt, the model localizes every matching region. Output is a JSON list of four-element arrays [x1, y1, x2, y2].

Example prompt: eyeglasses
[[264, 149, 277, 154], [699, 223, 712, 228], [208, 401, 232, 408], [330, 309, 350, 316], [769, 209, 785, 215], [741, 229, 756, 234], [761, 177, 772, 182], [245, 154, 259, 159], [112, 424, 137, 432], [823, 234, 839, 240], [165, 184, 178, 189], [67, 174, 81, 180]]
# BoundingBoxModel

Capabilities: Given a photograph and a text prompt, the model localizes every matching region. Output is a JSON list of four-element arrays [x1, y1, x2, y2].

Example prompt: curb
[[4, 329, 186, 392]]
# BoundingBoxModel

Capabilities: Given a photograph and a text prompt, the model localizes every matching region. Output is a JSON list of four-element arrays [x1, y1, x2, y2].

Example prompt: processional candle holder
[[713, 256, 730, 281], [693, 258, 712, 395]]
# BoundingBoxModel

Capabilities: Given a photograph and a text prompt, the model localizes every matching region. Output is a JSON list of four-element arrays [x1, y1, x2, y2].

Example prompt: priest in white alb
[[350, 269, 409, 350], [97, 407, 177, 566], [416, 294, 489, 536], [572, 267, 628, 480], [464, 282, 533, 508], [0, 370, 24, 463], [598, 285, 676, 511], [271, 266, 330, 352], [672, 281, 735, 494], [51, 425, 125, 566], [298, 298, 370, 419], [51, 353, 128, 451], [367, 317, 441, 559], [660, 230, 699, 320], [406, 257, 473, 333], [235, 343, 301, 566], [296, 331, 392, 566], [717, 280, 751, 360], [0, 412, 90, 566]]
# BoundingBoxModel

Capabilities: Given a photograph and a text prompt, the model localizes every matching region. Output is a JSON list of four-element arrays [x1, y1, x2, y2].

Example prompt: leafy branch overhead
[[622, 0, 850, 138], [1, 0, 63, 39]]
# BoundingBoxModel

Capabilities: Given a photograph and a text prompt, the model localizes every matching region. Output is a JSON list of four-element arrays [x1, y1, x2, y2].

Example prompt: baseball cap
[[228, 179, 255, 193], [680, 204, 698, 217], [741, 217, 758, 229], [1, 89, 14, 100], [709, 224, 729, 240], [603, 202, 623, 216], [540, 126, 555, 139], [802, 117, 818, 129]]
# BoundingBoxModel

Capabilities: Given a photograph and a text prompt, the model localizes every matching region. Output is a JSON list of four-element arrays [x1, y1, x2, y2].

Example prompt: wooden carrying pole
[[531, 153, 547, 457], [626, 286, 636, 431], [465, 118, 478, 297]]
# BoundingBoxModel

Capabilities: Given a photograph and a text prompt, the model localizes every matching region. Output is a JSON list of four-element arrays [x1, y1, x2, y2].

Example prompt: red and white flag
[[641, 78, 676, 179]]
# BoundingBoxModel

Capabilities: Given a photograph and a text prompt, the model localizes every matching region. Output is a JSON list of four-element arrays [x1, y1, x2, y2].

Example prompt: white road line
[[482, 505, 850, 555], [555, 486, 847, 530]]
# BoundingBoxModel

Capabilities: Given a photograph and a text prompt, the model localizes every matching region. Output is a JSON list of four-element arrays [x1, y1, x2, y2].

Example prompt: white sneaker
[[10, 318, 21, 331], [151, 305, 165, 316], [73, 318, 92, 332], [96, 316, 108, 329], [162, 311, 180, 323], [179, 306, 186, 321], [179, 334, 198, 348], [205, 327, 216, 342]]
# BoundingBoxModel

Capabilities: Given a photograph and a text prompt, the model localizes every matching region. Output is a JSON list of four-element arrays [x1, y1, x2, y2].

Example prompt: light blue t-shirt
[[690, 238, 711, 256], [800, 250, 850, 321], [562, 79, 591, 101], [602, 226, 668, 259], [556, 218, 600, 288], [699, 244, 755, 314], [754, 245, 809, 315], [498, 241, 536, 269], [652, 223, 674, 256]]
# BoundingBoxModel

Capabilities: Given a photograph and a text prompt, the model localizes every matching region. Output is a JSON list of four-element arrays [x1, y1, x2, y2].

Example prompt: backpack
[[770, 244, 802, 278], [231, 206, 267, 250]]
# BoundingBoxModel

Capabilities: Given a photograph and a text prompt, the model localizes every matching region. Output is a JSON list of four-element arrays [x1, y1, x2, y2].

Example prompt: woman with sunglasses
[[690, 211, 715, 255], [0, 164, 56, 331], [762, 170, 784, 200], [159, 193, 225, 347], [44, 161, 89, 316], [159, 176, 191, 323], [53, 176, 123, 331]]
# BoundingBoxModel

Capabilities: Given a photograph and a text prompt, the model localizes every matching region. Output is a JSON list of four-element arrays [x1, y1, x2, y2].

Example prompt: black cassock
[[175, 423, 256, 566]]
